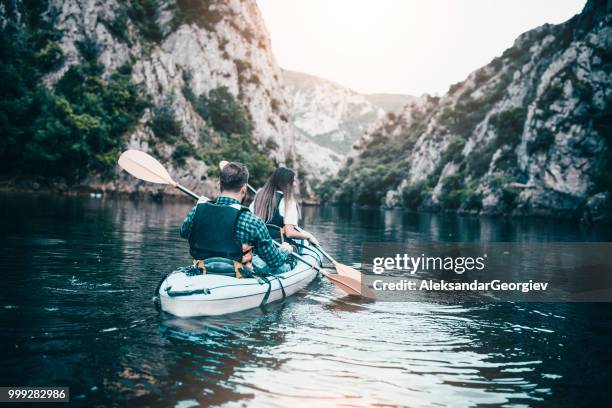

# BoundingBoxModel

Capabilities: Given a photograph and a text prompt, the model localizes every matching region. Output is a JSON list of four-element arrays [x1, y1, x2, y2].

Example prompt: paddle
[[118, 149, 200, 200], [271, 241, 361, 296], [218, 160, 362, 283], [118, 150, 362, 296]]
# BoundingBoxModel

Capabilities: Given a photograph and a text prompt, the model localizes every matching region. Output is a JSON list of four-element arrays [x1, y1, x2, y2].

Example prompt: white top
[[250, 191, 299, 225]]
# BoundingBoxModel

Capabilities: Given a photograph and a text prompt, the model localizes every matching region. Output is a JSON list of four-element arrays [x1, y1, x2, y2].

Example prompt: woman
[[251, 167, 319, 246]]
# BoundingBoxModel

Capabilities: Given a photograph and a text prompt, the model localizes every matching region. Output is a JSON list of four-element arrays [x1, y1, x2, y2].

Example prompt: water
[[1, 193, 611, 407]]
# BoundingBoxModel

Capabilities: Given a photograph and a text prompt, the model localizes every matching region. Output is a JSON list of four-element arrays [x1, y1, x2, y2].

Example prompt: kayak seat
[[202, 257, 236, 276]]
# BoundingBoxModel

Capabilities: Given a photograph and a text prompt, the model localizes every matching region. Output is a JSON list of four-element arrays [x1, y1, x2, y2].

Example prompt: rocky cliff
[[0, 0, 297, 197], [284, 68, 413, 159], [324, 0, 611, 222]]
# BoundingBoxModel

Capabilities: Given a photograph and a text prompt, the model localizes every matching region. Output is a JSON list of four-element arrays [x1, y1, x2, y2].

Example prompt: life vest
[[267, 191, 285, 240], [188, 200, 253, 277]]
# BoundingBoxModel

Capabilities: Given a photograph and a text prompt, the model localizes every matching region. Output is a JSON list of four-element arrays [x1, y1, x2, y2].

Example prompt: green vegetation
[[466, 143, 495, 178], [401, 180, 430, 210], [439, 78, 509, 139], [490, 107, 527, 146], [35, 42, 64, 71], [462, 107, 527, 178], [174, 1, 260, 49], [590, 95, 612, 195], [491, 174, 519, 210], [438, 175, 463, 209], [150, 102, 183, 143], [538, 80, 564, 110], [185, 86, 252, 135], [126, 0, 162, 42], [0, 2, 147, 180], [174, 0, 224, 31], [314, 171, 342, 202], [438, 174, 481, 210], [573, 80, 593, 102], [204, 87, 253, 135], [331, 105, 437, 205], [171, 142, 191, 166], [526, 128, 555, 155], [494, 146, 518, 172], [316, 159, 407, 206], [442, 138, 465, 164], [104, 9, 130, 44], [195, 132, 274, 187], [182, 86, 273, 186], [501, 40, 532, 68], [183, 83, 209, 120]]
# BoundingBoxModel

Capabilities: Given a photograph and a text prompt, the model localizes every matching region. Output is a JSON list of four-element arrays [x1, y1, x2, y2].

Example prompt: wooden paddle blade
[[118, 150, 176, 185], [320, 269, 362, 296], [333, 262, 362, 283]]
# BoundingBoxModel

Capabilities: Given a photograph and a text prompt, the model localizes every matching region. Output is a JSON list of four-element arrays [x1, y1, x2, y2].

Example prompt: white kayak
[[158, 244, 323, 317]]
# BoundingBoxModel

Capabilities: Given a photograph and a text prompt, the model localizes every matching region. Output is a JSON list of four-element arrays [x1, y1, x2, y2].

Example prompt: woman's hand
[[284, 225, 319, 246]]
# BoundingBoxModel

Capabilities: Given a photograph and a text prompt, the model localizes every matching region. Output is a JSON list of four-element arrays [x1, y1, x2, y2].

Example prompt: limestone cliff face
[[341, 0, 611, 221], [283, 69, 413, 180], [285, 69, 385, 154], [39, 0, 295, 197]]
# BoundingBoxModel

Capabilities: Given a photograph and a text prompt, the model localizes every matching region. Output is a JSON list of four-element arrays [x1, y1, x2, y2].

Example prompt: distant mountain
[[364, 93, 416, 113], [283, 69, 414, 155], [321, 0, 611, 222]]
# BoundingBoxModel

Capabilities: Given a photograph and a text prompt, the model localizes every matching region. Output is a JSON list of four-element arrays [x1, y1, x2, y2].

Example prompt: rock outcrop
[[333, 0, 611, 221], [8, 0, 298, 198], [283, 70, 413, 156]]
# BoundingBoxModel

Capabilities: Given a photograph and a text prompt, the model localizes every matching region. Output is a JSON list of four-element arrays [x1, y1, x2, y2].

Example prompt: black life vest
[[267, 191, 285, 240], [188, 201, 247, 261]]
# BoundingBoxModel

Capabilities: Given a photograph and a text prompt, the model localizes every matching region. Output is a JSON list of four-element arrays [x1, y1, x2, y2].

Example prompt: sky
[[257, 0, 587, 96]]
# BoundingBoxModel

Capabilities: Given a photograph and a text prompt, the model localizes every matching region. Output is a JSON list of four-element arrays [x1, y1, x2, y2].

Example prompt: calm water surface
[[1, 193, 611, 407]]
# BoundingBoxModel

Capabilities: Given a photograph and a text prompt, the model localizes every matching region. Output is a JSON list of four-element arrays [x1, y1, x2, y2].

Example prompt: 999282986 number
[[0, 387, 69, 402]]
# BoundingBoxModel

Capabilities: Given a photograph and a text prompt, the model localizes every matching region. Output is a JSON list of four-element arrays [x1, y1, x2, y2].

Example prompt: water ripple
[[2, 194, 612, 406]]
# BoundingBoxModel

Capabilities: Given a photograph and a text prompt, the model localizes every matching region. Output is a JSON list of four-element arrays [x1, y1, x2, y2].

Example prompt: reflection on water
[[0, 193, 611, 407]]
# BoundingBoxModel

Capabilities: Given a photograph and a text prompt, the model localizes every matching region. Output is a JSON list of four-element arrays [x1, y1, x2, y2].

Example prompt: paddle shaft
[[176, 184, 199, 200], [271, 240, 323, 272]]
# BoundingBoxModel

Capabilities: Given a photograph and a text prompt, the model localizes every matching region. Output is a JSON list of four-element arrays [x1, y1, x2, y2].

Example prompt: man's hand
[[279, 242, 294, 253]]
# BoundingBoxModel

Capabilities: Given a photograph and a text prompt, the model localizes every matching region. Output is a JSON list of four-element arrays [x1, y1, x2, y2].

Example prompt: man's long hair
[[253, 167, 296, 223]]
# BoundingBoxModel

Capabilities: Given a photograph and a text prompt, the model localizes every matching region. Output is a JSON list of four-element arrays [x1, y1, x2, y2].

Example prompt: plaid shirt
[[180, 196, 290, 268]]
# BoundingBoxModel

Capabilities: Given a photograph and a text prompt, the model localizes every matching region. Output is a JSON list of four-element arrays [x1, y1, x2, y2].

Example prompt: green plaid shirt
[[180, 196, 290, 268]]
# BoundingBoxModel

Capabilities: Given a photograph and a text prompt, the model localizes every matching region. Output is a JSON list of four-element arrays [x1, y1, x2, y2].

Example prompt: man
[[180, 162, 293, 277]]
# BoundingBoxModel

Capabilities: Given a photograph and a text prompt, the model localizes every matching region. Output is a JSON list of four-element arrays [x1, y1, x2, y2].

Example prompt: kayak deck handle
[[166, 286, 212, 297]]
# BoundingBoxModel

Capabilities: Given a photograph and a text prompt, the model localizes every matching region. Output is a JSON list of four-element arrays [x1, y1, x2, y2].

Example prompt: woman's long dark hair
[[253, 167, 296, 223]]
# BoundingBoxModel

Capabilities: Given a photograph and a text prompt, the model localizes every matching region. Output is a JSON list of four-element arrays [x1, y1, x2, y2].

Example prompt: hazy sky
[[257, 0, 586, 96]]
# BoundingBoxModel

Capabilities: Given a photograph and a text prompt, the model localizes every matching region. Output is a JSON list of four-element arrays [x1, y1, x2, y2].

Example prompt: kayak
[[158, 243, 324, 317]]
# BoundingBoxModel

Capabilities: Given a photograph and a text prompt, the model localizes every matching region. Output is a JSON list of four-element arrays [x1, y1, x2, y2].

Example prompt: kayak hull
[[159, 245, 322, 317]]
